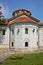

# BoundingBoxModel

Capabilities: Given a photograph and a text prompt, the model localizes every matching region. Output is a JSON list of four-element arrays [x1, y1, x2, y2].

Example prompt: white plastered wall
[[10, 23, 38, 50], [39, 26, 43, 47], [0, 26, 10, 48]]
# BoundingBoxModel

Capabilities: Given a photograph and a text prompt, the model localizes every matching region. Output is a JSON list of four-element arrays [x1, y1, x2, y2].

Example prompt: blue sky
[[0, 0, 43, 22]]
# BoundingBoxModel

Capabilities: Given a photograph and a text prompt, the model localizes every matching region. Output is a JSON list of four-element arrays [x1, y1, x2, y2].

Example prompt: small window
[[25, 28, 28, 34], [3, 30, 5, 35], [12, 29, 14, 35], [25, 42, 28, 47], [32, 29, 35, 33], [17, 29, 20, 34], [12, 42, 14, 47]]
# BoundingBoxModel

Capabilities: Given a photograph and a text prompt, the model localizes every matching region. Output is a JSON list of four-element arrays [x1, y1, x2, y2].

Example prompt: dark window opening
[[12, 29, 14, 34], [12, 42, 14, 47], [32, 29, 35, 33], [17, 29, 20, 34], [25, 42, 28, 47], [3, 30, 5, 35], [25, 28, 28, 34]]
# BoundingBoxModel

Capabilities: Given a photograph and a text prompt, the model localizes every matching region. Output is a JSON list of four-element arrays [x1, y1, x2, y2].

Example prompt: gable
[[9, 14, 39, 25]]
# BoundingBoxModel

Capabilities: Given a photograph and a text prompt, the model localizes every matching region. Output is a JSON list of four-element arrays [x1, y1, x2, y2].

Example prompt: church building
[[0, 7, 43, 52]]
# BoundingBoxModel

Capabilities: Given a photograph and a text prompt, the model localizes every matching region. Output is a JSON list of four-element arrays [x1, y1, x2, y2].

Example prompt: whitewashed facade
[[0, 25, 10, 48], [0, 9, 43, 52]]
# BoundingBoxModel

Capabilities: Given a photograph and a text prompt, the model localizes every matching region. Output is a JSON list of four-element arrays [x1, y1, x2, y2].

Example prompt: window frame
[[25, 42, 28, 47], [25, 28, 28, 34], [3, 29, 5, 35], [32, 29, 35, 33], [12, 29, 14, 35], [12, 42, 14, 47]]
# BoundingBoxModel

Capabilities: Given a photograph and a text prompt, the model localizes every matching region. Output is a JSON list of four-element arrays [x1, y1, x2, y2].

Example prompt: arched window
[[25, 28, 28, 34]]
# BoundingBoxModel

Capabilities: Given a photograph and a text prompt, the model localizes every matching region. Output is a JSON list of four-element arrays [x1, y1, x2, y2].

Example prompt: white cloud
[[0, 4, 10, 18]]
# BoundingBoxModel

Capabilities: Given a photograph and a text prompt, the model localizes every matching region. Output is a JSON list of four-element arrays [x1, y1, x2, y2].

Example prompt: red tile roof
[[38, 23, 43, 26], [9, 15, 38, 25], [0, 22, 8, 25], [0, 15, 43, 26]]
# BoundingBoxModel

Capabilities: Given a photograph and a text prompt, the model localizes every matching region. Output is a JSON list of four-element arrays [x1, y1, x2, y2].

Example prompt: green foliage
[[10, 53, 24, 59], [0, 53, 43, 65], [0, 19, 6, 23]]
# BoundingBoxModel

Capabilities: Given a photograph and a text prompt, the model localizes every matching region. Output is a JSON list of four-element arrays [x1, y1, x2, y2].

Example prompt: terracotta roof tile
[[9, 15, 38, 25], [0, 15, 43, 26], [38, 23, 43, 26], [0, 22, 8, 25]]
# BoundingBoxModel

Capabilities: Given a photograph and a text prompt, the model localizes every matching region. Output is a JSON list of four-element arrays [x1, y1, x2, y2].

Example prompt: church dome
[[12, 9, 31, 17], [9, 9, 39, 25]]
